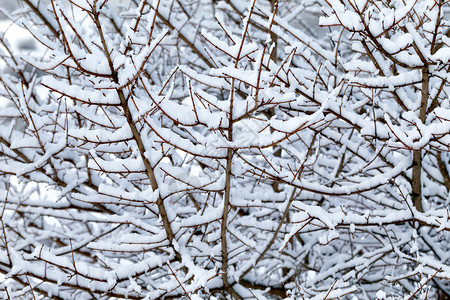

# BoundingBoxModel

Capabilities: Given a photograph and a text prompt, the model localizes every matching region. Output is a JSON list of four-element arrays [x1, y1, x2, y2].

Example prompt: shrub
[[0, 0, 449, 298]]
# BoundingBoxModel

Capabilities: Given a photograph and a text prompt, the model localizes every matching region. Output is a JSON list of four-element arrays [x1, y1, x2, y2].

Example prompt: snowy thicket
[[0, 0, 449, 299]]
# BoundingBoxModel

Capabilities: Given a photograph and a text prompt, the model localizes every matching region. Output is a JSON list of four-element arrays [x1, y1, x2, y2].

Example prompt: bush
[[0, 0, 449, 298]]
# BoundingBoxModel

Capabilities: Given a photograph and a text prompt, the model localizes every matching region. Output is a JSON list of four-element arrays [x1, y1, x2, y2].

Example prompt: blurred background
[[0, 0, 18, 18]]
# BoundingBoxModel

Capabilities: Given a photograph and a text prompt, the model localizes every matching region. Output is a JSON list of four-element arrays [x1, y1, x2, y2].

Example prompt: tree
[[0, 0, 449, 298]]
